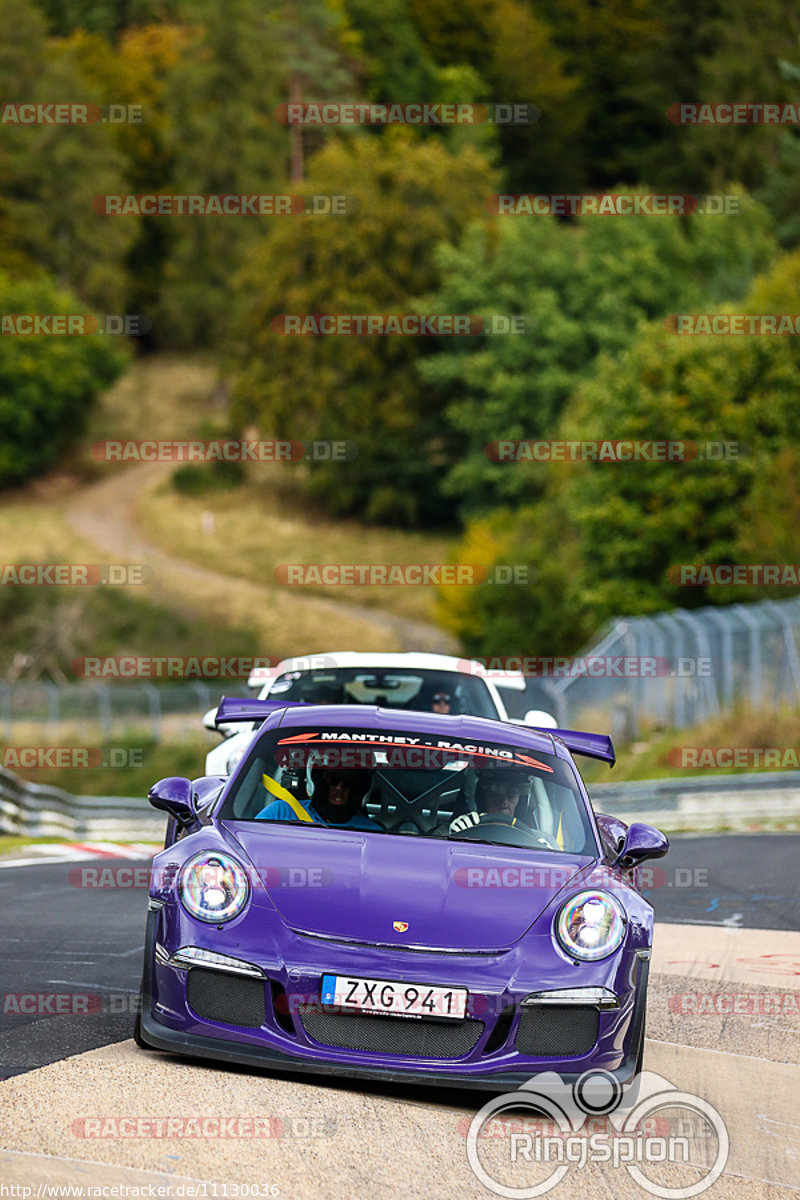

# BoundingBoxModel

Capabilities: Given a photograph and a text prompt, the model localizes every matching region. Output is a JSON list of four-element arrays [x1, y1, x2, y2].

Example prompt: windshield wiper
[[444, 833, 502, 846]]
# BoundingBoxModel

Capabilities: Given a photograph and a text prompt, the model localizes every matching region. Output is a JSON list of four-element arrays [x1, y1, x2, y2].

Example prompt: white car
[[203, 652, 557, 776]]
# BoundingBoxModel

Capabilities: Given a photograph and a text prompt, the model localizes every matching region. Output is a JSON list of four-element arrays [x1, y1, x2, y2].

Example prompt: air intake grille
[[186, 968, 265, 1028], [515, 1005, 599, 1057], [298, 1005, 484, 1058]]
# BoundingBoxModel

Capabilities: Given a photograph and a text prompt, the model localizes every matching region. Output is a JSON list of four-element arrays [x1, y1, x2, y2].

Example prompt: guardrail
[[2, 763, 798, 841], [590, 770, 800, 832], [0, 765, 165, 841], [0, 680, 218, 743]]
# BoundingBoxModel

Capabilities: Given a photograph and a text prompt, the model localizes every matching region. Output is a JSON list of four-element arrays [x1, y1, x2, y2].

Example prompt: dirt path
[[66, 462, 458, 656]]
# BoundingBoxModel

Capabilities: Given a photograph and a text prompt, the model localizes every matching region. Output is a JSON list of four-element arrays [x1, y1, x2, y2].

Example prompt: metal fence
[[0, 680, 221, 742], [544, 595, 800, 739], [2, 595, 800, 745]]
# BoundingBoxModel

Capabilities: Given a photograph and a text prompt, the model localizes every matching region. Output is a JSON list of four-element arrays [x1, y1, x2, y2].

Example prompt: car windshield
[[220, 724, 597, 855], [266, 668, 497, 719]]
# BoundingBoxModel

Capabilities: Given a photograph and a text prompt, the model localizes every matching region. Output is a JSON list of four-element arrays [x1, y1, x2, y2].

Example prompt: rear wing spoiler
[[538, 727, 616, 767], [214, 699, 615, 765], [215, 696, 306, 726]]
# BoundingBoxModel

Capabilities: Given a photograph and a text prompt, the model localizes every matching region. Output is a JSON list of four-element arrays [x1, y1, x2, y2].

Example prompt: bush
[[439, 246, 800, 654], [0, 272, 129, 488]]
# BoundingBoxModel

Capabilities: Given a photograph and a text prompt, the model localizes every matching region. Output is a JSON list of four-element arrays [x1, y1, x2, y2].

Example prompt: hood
[[225, 821, 590, 952]]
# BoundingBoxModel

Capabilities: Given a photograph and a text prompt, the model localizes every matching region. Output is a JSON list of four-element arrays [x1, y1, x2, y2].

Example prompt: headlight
[[179, 853, 249, 923], [555, 890, 626, 961]]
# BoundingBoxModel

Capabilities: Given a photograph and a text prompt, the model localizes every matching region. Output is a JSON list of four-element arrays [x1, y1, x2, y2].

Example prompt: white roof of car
[[248, 651, 525, 690]]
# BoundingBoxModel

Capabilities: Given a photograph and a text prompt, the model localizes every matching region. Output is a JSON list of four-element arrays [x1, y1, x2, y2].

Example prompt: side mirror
[[615, 822, 669, 868], [148, 776, 196, 827], [523, 709, 558, 728], [595, 812, 628, 857], [191, 775, 226, 819]]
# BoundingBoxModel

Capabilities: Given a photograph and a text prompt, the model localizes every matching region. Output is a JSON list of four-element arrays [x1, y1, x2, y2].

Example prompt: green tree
[[0, 0, 137, 310], [407, 0, 581, 191], [155, 0, 288, 347], [623, 0, 800, 193], [0, 273, 129, 487], [342, 0, 437, 104], [64, 23, 192, 332], [271, 0, 355, 182], [230, 129, 497, 525], [32, 0, 182, 38], [438, 247, 800, 654], [420, 190, 777, 518]]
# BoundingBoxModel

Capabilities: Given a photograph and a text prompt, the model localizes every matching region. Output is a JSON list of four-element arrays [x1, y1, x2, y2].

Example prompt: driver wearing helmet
[[257, 763, 381, 831], [449, 769, 534, 834]]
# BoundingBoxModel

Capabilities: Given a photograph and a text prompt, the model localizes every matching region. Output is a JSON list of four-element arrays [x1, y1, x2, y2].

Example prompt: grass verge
[[4, 734, 216, 797], [582, 705, 800, 783]]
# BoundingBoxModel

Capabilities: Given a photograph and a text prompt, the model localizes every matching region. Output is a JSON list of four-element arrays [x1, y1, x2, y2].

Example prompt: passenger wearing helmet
[[256, 765, 381, 830]]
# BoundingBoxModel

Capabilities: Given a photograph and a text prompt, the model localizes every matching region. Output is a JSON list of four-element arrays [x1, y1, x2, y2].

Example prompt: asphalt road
[[0, 860, 146, 1080], [1, 833, 798, 1081], [638, 832, 800, 930]]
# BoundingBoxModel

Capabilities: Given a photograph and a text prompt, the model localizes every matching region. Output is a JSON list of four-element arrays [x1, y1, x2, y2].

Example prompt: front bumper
[[137, 909, 650, 1093]]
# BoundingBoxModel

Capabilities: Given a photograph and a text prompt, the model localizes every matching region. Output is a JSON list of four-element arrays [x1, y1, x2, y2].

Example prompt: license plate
[[320, 974, 467, 1021]]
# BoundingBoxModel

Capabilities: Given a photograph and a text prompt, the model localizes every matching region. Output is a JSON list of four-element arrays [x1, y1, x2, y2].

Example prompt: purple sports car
[[134, 700, 668, 1092]]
